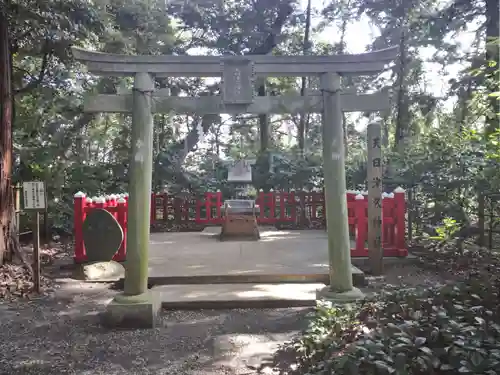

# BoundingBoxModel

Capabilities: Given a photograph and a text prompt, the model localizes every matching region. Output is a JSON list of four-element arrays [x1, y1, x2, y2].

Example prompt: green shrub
[[293, 277, 500, 375]]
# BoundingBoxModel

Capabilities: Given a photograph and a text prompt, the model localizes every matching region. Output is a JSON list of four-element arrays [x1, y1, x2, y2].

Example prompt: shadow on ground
[[0, 278, 310, 375]]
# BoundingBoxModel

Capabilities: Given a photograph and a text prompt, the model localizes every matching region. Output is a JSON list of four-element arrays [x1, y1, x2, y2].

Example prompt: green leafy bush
[[432, 217, 461, 241], [292, 272, 500, 375]]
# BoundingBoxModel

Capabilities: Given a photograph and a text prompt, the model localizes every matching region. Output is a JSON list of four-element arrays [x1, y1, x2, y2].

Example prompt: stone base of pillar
[[316, 286, 365, 302], [101, 291, 161, 329]]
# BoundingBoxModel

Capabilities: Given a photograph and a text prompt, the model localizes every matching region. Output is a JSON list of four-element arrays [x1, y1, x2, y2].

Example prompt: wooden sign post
[[367, 122, 383, 275], [22, 181, 46, 293]]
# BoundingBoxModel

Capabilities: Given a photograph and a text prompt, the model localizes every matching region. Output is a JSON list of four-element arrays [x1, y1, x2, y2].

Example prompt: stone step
[[148, 267, 365, 287], [155, 283, 326, 310]]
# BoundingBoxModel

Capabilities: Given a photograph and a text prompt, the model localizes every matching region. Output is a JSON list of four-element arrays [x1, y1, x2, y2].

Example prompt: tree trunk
[[155, 114, 219, 189], [0, 5, 15, 264], [338, 1, 350, 158], [258, 81, 269, 152], [394, 29, 410, 152], [484, 0, 499, 136], [457, 79, 473, 131], [297, 0, 312, 155], [250, 0, 294, 153]]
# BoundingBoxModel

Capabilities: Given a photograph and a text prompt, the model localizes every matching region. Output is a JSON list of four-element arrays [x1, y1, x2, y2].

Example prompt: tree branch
[[250, 0, 295, 151], [248, 0, 294, 55], [14, 39, 52, 95], [157, 0, 295, 183]]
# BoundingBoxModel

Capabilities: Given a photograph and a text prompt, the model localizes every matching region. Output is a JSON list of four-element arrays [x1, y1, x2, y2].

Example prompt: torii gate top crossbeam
[[72, 47, 398, 77]]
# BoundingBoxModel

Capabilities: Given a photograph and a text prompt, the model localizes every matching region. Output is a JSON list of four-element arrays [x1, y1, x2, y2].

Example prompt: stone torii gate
[[73, 46, 398, 328]]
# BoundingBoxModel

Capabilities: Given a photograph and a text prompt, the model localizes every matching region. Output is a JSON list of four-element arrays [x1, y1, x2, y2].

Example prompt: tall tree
[[297, 0, 312, 155], [0, 0, 14, 263], [484, 0, 499, 135], [424, 0, 499, 135], [0, 0, 102, 261]]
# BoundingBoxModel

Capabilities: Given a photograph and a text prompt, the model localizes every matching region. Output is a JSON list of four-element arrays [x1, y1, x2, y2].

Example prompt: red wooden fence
[[73, 188, 407, 263]]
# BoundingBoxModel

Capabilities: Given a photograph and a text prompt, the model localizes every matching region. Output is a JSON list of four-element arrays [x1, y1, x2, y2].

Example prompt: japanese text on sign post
[[22, 181, 46, 294], [23, 181, 46, 211], [367, 122, 383, 274]]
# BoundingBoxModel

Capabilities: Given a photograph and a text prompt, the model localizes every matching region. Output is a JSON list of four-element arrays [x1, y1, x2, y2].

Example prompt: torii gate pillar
[[104, 73, 161, 328], [317, 73, 364, 301]]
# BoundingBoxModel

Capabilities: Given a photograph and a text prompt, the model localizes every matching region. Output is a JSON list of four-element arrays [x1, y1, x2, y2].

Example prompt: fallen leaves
[[0, 241, 70, 300], [0, 263, 46, 299]]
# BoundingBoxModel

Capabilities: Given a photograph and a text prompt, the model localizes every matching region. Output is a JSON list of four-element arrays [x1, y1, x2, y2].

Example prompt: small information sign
[[23, 181, 46, 211], [22, 180, 46, 294]]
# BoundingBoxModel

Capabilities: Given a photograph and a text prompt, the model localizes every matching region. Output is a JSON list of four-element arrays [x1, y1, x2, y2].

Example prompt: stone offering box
[[220, 199, 260, 241]]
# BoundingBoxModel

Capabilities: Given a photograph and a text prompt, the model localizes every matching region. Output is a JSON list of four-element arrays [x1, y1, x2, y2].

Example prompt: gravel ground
[[0, 280, 309, 375], [0, 256, 453, 375]]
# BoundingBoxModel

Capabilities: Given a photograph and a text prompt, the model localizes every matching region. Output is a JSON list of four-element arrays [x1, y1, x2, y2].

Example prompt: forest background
[[0, 0, 498, 260]]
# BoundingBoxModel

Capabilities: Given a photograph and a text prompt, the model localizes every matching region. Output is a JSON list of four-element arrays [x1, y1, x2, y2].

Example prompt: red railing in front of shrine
[[73, 189, 407, 263]]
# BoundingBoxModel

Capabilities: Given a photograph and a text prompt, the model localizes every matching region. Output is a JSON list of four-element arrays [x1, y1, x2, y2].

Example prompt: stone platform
[[95, 227, 367, 312], [147, 227, 364, 287], [142, 227, 364, 309]]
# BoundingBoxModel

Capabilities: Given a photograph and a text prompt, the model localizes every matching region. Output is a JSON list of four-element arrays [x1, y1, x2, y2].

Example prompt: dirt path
[[0, 280, 309, 375]]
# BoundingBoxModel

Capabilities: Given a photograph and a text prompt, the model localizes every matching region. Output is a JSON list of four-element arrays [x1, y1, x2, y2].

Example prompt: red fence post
[[150, 193, 156, 223], [216, 191, 222, 223], [257, 190, 264, 222], [195, 194, 203, 223], [346, 190, 356, 201], [298, 190, 306, 227], [113, 196, 127, 262], [289, 190, 297, 222], [276, 191, 282, 221], [346, 190, 356, 236], [205, 193, 211, 222], [311, 190, 318, 221], [162, 192, 169, 223], [381, 192, 393, 247], [73, 192, 87, 263], [394, 187, 407, 256], [107, 194, 114, 208], [353, 193, 367, 257], [269, 189, 276, 222]]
